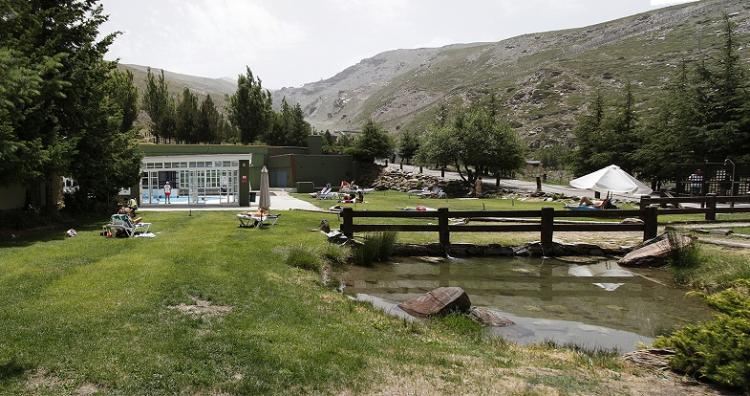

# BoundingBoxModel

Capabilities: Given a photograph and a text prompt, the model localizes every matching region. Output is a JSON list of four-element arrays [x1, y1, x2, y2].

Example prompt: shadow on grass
[[0, 216, 105, 248], [0, 358, 29, 384]]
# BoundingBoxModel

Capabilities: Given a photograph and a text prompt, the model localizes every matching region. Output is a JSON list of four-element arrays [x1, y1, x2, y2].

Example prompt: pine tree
[[398, 130, 420, 165], [228, 67, 273, 144], [606, 81, 642, 172], [572, 89, 607, 175], [349, 120, 393, 162], [197, 95, 221, 144], [142, 69, 176, 143], [176, 88, 199, 143], [1, 0, 142, 212], [108, 69, 139, 133]]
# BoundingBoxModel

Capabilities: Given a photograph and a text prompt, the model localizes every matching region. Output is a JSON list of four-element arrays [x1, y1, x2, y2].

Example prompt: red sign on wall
[[242, 175, 248, 183]]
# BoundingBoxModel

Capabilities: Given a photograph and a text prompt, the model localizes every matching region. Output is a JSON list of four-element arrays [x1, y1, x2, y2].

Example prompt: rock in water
[[469, 307, 514, 327], [618, 234, 693, 267], [398, 287, 471, 317]]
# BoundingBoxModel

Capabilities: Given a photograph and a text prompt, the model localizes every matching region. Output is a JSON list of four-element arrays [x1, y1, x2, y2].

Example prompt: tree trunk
[[44, 172, 61, 216]]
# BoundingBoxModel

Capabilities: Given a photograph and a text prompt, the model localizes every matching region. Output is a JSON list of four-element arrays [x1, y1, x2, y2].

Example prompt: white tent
[[569, 165, 652, 196]]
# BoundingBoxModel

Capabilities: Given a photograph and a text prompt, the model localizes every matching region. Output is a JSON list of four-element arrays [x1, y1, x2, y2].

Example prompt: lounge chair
[[319, 188, 339, 200], [311, 186, 331, 198], [420, 186, 446, 199], [237, 213, 281, 228], [103, 214, 151, 237]]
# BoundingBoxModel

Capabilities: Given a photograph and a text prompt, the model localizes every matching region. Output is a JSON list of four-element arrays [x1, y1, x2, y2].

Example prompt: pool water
[[342, 257, 714, 352]]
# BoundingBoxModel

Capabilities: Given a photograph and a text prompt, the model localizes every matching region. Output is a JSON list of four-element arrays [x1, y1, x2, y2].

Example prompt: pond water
[[342, 257, 714, 353]]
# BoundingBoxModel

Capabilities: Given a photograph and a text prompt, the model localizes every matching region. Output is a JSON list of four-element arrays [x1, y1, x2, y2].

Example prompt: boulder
[[398, 287, 471, 317], [469, 307, 515, 327], [618, 234, 693, 267]]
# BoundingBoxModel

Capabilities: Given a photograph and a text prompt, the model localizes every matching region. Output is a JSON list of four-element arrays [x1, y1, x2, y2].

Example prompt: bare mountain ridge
[[118, 63, 236, 110], [271, 0, 750, 148]]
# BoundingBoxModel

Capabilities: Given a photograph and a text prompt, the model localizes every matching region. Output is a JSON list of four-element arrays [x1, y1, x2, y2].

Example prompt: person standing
[[164, 181, 172, 204], [475, 176, 483, 197]]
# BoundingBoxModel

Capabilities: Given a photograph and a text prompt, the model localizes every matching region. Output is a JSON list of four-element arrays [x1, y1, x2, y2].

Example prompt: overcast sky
[[100, 0, 697, 89]]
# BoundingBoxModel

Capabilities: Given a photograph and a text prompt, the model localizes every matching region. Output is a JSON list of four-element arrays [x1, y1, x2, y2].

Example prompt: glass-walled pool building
[[140, 154, 251, 206], [134, 138, 356, 207]]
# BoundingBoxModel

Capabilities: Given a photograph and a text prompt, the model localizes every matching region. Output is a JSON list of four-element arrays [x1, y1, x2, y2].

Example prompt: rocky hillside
[[272, 0, 750, 150], [119, 64, 236, 111]]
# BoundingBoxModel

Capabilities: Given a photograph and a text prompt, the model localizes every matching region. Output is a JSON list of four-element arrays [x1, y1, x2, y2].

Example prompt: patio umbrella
[[569, 165, 652, 196], [258, 166, 271, 214]]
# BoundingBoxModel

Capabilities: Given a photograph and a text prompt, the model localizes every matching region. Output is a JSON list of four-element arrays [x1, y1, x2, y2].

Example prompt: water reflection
[[342, 257, 713, 352]]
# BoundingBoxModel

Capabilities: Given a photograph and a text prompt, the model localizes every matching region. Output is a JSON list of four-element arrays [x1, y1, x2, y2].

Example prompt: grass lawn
[[0, 209, 658, 395], [672, 245, 750, 290]]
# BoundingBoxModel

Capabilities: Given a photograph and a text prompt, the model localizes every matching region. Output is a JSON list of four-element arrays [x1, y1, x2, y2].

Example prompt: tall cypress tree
[[142, 69, 176, 143], [228, 67, 273, 144], [176, 88, 199, 144], [197, 95, 221, 144]]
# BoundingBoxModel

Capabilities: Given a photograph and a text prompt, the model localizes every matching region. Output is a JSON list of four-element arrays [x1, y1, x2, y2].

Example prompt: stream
[[342, 256, 714, 352]]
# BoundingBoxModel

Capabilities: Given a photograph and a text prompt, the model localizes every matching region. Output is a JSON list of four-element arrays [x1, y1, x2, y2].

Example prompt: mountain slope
[[272, 0, 750, 149], [119, 64, 236, 110]]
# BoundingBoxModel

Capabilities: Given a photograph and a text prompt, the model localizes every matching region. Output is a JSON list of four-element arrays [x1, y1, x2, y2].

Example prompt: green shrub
[[321, 244, 351, 268], [284, 245, 322, 272], [352, 231, 398, 266], [654, 281, 750, 390]]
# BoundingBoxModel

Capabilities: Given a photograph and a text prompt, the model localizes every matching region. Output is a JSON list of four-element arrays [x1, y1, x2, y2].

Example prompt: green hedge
[[655, 281, 750, 390]]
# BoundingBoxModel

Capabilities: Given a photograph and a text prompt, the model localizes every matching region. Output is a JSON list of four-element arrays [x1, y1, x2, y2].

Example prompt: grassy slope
[[0, 210, 635, 395]]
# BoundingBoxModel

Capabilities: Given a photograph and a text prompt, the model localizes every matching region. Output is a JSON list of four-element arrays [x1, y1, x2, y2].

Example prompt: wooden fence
[[340, 195, 750, 245], [639, 194, 750, 220], [340, 207, 657, 245]]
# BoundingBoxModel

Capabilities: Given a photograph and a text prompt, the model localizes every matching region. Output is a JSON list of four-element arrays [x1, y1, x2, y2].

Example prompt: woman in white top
[[164, 181, 172, 204]]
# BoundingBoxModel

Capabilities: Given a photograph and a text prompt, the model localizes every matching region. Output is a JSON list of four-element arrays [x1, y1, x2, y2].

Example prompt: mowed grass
[[0, 210, 629, 395]]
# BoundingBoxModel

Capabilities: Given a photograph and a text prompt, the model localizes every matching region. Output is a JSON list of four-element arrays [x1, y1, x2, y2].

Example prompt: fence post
[[341, 207, 354, 239], [438, 207, 450, 248], [706, 193, 717, 221], [639, 196, 649, 210], [642, 206, 658, 241], [541, 207, 554, 245]]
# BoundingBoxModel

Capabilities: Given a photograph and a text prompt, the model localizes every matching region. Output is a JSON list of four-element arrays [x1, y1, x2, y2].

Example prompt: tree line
[[1, 0, 142, 213], [322, 94, 525, 188], [572, 14, 750, 182], [142, 67, 311, 146]]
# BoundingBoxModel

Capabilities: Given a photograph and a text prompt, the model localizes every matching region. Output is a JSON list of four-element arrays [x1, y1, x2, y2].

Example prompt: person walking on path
[[164, 181, 172, 204]]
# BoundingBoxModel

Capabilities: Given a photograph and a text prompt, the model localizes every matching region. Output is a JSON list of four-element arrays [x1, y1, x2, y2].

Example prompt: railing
[[339, 195, 750, 246], [639, 194, 750, 220], [340, 207, 658, 245]]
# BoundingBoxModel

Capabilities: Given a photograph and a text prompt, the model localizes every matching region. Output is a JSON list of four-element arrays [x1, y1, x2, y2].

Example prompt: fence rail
[[341, 207, 658, 245], [340, 195, 750, 245]]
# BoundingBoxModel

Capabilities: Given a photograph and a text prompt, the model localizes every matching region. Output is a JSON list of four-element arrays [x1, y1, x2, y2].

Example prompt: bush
[[352, 231, 397, 266], [284, 245, 322, 272], [443, 180, 469, 198], [654, 281, 750, 390], [666, 228, 699, 268]]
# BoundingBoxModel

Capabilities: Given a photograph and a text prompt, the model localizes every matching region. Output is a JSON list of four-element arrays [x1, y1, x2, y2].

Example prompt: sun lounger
[[103, 214, 151, 237], [237, 213, 281, 228], [311, 186, 331, 198]]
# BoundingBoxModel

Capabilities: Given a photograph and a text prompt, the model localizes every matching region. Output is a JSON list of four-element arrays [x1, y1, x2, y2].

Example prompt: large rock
[[398, 287, 471, 317], [618, 234, 694, 267], [469, 307, 515, 327]]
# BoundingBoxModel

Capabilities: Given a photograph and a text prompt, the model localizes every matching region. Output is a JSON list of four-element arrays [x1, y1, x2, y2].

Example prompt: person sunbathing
[[579, 196, 612, 209]]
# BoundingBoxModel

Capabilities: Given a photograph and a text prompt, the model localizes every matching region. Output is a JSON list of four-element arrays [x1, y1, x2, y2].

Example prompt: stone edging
[[393, 241, 631, 258]]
